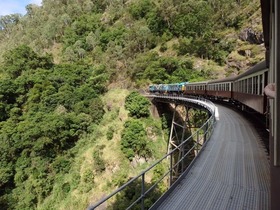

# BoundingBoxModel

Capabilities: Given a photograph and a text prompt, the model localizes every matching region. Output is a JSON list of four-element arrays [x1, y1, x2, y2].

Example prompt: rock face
[[239, 28, 264, 44]]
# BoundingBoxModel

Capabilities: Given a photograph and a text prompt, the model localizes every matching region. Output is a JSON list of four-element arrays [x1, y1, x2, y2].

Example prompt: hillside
[[0, 0, 264, 82], [0, 0, 265, 209]]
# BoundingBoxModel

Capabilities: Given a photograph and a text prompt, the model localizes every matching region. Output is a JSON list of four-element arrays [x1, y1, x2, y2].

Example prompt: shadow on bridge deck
[[152, 103, 270, 210]]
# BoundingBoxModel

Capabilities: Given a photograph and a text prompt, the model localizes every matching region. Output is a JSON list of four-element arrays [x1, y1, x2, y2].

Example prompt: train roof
[[185, 81, 208, 85], [207, 76, 236, 84], [234, 60, 267, 80]]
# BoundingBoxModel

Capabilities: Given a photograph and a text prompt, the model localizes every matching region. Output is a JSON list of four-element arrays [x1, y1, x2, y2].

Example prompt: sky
[[0, 0, 42, 16]]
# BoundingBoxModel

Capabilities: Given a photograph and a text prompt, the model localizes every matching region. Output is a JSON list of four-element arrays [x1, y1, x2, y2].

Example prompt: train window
[[259, 74, 263, 95], [253, 76, 257, 94], [237, 82, 239, 92], [248, 78, 252, 94], [238, 81, 241, 92]]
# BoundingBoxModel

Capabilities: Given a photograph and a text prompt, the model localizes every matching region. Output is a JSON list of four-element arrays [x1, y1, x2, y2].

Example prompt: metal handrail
[[88, 96, 216, 210]]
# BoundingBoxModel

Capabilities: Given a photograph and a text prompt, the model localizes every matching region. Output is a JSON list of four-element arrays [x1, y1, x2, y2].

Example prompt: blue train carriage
[[156, 84, 168, 94], [185, 81, 208, 96], [149, 84, 156, 93], [232, 61, 268, 114], [179, 82, 188, 94], [149, 84, 160, 93], [207, 77, 235, 100], [166, 82, 186, 94]]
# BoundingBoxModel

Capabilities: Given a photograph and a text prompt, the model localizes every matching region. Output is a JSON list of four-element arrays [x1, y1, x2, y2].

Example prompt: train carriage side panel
[[207, 77, 235, 99], [232, 61, 268, 114], [185, 81, 207, 96]]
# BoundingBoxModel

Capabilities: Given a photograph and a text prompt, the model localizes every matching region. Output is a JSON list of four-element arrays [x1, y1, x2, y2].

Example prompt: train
[[149, 60, 268, 115]]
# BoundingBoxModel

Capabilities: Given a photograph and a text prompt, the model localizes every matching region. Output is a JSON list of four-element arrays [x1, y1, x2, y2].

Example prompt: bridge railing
[[88, 96, 216, 210]]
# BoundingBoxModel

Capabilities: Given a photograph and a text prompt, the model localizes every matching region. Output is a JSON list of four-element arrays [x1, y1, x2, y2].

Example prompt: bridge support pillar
[[167, 104, 196, 185]]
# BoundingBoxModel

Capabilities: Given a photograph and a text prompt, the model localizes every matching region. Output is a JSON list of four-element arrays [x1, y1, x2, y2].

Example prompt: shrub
[[125, 91, 150, 118], [106, 126, 114, 140], [121, 119, 151, 161]]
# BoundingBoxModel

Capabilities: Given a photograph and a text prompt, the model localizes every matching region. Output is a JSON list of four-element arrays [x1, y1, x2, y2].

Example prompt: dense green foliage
[[121, 91, 152, 161], [125, 91, 150, 118], [0, 45, 105, 209], [121, 119, 151, 161], [0, 0, 263, 83]]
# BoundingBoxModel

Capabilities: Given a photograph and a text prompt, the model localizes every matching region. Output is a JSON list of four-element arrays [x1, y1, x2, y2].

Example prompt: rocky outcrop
[[237, 49, 252, 57], [239, 28, 263, 44]]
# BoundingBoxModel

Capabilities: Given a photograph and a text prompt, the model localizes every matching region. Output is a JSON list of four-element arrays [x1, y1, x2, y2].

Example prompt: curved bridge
[[89, 95, 218, 210], [89, 95, 269, 209], [151, 101, 269, 210]]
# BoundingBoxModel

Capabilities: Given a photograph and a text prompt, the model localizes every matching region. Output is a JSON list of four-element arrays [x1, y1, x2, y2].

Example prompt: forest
[[0, 0, 264, 209]]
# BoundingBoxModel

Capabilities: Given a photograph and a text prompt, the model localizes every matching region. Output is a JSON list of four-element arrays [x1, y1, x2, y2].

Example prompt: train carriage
[[207, 77, 234, 100], [232, 61, 268, 114], [149, 61, 268, 114], [184, 81, 207, 95]]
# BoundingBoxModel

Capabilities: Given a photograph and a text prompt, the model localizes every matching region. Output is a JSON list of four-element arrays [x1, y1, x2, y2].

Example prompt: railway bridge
[[150, 95, 269, 210], [89, 95, 270, 210]]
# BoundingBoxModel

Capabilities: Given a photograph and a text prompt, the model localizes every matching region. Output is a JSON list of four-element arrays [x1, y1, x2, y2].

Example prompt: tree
[[125, 91, 150, 118], [121, 119, 151, 161], [2, 45, 53, 78]]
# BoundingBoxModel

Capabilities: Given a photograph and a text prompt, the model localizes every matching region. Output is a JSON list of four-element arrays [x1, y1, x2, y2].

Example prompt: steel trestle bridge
[[88, 95, 269, 210]]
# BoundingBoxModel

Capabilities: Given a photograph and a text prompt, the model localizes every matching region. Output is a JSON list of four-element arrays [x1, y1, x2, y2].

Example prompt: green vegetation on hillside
[[0, 0, 264, 81], [0, 45, 106, 209]]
